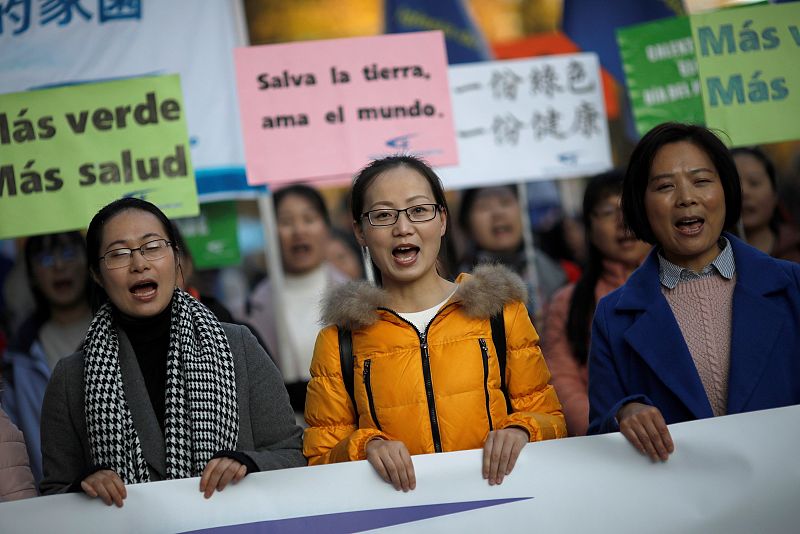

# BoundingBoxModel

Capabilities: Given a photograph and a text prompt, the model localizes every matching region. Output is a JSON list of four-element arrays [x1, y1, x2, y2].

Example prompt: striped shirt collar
[[658, 236, 736, 290]]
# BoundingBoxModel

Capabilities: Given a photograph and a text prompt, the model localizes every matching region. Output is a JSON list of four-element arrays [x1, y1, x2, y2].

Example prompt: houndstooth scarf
[[83, 288, 239, 484]]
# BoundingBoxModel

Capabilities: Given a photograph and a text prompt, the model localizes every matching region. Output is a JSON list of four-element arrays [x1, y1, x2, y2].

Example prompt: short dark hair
[[86, 197, 179, 311], [622, 122, 742, 245], [351, 155, 453, 281], [273, 184, 331, 227]]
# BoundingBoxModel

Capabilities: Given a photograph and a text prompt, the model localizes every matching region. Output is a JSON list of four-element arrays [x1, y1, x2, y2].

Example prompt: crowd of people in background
[[1, 123, 800, 504]]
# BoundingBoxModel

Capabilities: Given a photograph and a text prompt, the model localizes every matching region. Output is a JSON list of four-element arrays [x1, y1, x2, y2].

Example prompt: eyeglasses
[[591, 204, 623, 221], [34, 247, 80, 268], [362, 204, 440, 227], [99, 239, 173, 270]]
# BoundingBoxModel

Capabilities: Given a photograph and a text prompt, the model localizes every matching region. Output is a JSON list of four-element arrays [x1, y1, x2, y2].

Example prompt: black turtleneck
[[114, 303, 172, 432]]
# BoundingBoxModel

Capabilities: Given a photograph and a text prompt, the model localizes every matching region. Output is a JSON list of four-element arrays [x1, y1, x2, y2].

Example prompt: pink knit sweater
[[662, 275, 736, 416]]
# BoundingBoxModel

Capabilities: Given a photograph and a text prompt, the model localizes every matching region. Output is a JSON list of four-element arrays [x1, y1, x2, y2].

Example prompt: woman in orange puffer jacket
[[304, 155, 566, 491]]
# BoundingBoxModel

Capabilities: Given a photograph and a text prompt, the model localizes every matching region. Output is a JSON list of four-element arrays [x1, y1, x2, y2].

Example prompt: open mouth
[[675, 216, 704, 236], [742, 205, 758, 215], [290, 243, 312, 255], [53, 279, 74, 291], [491, 224, 514, 237], [392, 245, 420, 265], [130, 280, 158, 299]]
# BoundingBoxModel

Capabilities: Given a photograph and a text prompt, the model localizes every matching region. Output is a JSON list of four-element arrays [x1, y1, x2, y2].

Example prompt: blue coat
[[588, 234, 800, 435]]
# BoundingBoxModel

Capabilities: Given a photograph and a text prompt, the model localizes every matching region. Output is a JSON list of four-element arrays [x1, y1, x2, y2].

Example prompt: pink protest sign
[[234, 31, 457, 186]]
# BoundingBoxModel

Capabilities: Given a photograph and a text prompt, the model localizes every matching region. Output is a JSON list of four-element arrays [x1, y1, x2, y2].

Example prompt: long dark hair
[[566, 171, 624, 366], [351, 155, 454, 284], [731, 146, 782, 235], [19, 231, 90, 337], [86, 198, 179, 312]]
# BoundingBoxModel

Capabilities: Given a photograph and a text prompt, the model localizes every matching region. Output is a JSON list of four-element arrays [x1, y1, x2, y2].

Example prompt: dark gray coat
[[39, 323, 305, 495]]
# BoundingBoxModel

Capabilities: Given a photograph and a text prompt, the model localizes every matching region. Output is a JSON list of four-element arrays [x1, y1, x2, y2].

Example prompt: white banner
[[1, 406, 798, 533], [436, 54, 613, 189], [0, 0, 246, 178]]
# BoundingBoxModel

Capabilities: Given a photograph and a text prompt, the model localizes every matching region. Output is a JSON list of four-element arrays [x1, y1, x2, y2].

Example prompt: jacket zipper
[[379, 304, 456, 454], [363, 359, 382, 431], [479, 339, 494, 432], [419, 332, 442, 452]]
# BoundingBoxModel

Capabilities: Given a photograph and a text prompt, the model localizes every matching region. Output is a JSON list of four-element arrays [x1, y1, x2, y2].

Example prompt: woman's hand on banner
[[365, 438, 416, 492], [199, 457, 248, 499], [483, 427, 528, 486], [617, 402, 674, 462], [81, 469, 127, 507]]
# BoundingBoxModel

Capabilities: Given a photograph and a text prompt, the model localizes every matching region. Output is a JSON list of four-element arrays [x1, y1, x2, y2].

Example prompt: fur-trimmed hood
[[320, 263, 527, 330]]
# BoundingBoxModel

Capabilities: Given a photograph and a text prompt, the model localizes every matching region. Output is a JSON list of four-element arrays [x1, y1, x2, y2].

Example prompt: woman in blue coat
[[587, 123, 800, 461]]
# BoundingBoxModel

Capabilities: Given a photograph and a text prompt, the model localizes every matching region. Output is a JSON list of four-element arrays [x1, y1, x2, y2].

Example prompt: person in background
[[732, 146, 800, 262], [236, 184, 350, 414], [542, 171, 650, 436], [588, 123, 800, 461], [171, 226, 237, 324], [1, 231, 92, 483], [327, 226, 364, 280], [172, 226, 269, 352], [305, 156, 565, 491], [39, 198, 304, 504], [538, 215, 585, 283], [457, 185, 567, 310], [0, 405, 37, 501]]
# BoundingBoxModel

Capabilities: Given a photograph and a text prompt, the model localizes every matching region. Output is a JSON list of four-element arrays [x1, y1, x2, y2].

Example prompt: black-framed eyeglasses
[[362, 204, 440, 227], [34, 247, 81, 268], [99, 239, 173, 270], [591, 204, 623, 221]]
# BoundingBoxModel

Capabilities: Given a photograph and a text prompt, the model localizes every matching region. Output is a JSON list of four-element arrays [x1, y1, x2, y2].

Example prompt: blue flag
[[562, 0, 683, 81], [384, 0, 491, 64]]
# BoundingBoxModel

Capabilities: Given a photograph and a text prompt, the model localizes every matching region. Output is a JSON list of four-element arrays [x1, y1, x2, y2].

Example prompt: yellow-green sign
[[0, 75, 198, 239], [690, 2, 800, 146]]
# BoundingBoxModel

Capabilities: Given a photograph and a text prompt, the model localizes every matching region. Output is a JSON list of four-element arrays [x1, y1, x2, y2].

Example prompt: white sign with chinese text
[[1, 406, 798, 533], [436, 54, 612, 188]]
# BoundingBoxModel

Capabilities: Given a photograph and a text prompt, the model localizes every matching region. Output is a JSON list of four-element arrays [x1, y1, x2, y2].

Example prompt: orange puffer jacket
[[304, 264, 566, 465]]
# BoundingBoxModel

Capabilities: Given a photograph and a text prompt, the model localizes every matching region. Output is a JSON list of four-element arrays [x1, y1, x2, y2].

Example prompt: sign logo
[[386, 133, 417, 150], [557, 151, 580, 165]]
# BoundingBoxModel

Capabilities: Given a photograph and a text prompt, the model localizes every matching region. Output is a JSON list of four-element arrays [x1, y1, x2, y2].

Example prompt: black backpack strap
[[490, 310, 513, 414], [338, 326, 357, 416]]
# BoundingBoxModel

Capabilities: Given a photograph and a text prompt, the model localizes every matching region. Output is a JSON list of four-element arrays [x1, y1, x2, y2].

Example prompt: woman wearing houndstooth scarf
[[39, 198, 305, 506]]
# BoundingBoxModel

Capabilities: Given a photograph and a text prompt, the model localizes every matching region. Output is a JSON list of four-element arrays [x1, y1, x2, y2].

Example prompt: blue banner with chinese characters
[[0, 0, 253, 202]]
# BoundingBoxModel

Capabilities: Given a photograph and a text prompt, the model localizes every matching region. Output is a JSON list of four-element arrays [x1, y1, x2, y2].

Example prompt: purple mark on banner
[[182, 497, 531, 534]]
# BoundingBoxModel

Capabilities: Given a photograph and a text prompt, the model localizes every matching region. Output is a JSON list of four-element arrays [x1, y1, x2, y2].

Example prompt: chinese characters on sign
[[479, 60, 602, 144], [437, 54, 611, 189], [0, 0, 140, 36]]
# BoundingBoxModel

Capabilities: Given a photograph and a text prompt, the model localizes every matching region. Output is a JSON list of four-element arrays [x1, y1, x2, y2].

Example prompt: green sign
[[0, 75, 199, 239], [691, 2, 800, 146], [174, 201, 240, 270], [618, 16, 705, 137]]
